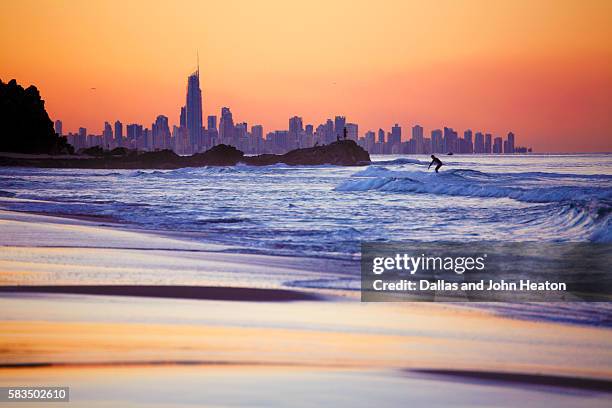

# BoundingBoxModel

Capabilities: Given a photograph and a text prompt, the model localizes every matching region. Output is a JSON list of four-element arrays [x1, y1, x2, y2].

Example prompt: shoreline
[[1, 208, 612, 406]]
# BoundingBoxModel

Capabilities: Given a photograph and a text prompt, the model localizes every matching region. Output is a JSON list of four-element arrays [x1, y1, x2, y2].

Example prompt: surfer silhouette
[[343, 127, 348, 140], [428, 155, 443, 173]]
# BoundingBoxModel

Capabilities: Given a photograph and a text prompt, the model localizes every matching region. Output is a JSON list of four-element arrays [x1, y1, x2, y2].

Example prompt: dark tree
[[0, 79, 73, 154]]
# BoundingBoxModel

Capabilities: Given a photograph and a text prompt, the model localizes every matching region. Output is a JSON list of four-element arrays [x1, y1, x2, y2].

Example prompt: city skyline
[[58, 66, 528, 156], [2, 0, 612, 152]]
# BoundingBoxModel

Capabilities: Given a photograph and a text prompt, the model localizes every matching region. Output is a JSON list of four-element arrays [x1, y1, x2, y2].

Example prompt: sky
[[1, 0, 611, 152]]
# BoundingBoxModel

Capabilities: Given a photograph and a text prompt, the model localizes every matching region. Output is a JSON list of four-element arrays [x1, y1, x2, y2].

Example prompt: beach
[[1, 209, 611, 406]]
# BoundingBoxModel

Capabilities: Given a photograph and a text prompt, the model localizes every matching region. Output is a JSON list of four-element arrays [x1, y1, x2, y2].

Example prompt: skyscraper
[[431, 129, 443, 153], [506, 132, 515, 153], [484, 133, 492, 153], [114, 120, 123, 146], [185, 66, 203, 150], [411, 125, 424, 154], [54, 120, 62, 136], [152, 115, 170, 150], [325, 119, 334, 143], [346, 123, 358, 141], [493, 136, 503, 153], [389, 124, 402, 146], [103, 121, 113, 149], [334, 116, 346, 140], [207, 115, 217, 131], [463, 129, 473, 154], [219, 107, 234, 146], [474, 132, 484, 153], [378, 128, 385, 144]]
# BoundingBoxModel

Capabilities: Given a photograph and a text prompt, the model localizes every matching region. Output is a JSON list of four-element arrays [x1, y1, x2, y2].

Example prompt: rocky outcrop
[[0, 140, 371, 169], [244, 140, 370, 166], [0, 79, 73, 154], [189, 144, 244, 166]]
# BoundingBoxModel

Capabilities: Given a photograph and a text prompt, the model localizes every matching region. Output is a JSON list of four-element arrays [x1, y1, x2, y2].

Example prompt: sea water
[[1, 154, 611, 325]]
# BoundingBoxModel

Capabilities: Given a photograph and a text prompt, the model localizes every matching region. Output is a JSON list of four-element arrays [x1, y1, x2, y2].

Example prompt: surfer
[[428, 155, 443, 173]]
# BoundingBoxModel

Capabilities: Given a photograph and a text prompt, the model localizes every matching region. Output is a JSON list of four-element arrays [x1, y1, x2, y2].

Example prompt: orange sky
[[1, 0, 611, 152]]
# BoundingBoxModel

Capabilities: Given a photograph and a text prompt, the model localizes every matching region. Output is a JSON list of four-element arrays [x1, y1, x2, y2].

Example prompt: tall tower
[[185, 56, 203, 151]]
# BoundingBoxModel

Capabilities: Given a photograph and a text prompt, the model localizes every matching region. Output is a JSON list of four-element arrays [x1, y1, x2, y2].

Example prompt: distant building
[[325, 119, 335, 143], [219, 107, 235, 146], [389, 124, 401, 146], [251, 124, 264, 153], [54, 120, 62, 136], [443, 127, 458, 153], [484, 133, 492, 153], [185, 68, 203, 150], [334, 116, 346, 140], [207, 115, 217, 131], [506, 132, 515, 153], [152, 115, 170, 150], [346, 123, 358, 141], [103, 121, 113, 149], [114, 120, 123, 146], [474, 132, 484, 153], [431, 129, 443, 153], [493, 136, 503, 153], [411, 125, 424, 154], [462, 129, 473, 153]]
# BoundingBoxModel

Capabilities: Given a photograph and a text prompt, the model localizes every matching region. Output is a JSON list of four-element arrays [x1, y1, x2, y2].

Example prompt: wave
[[195, 217, 249, 225], [338, 166, 612, 242], [339, 167, 612, 204], [373, 158, 428, 166]]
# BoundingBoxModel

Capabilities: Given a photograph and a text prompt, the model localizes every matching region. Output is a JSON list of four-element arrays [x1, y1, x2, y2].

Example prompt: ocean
[[1, 154, 610, 258], [1, 154, 612, 326]]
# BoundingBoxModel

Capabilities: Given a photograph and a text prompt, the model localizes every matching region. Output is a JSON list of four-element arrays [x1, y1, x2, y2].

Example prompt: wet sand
[[0, 285, 320, 301], [1, 210, 611, 406]]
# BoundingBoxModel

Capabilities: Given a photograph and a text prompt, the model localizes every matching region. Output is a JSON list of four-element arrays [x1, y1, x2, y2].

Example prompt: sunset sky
[[1, 0, 611, 152]]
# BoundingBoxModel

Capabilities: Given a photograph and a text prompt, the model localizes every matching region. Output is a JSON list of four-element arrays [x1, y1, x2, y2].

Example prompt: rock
[[190, 144, 244, 166], [0, 139, 371, 168], [245, 140, 371, 166]]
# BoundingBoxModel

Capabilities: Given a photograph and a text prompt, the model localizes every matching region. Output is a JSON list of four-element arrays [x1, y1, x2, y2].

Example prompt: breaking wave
[[337, 166, 612, 242]]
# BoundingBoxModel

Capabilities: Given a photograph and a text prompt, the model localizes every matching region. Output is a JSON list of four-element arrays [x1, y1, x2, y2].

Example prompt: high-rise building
[[474, 132, 484, 153], [305, 124, 313, 136], [493, 136, 503, 153], [126, 124, 143, 146], [180, 106, 186, 128], [152, 115, 170, 150], [185, 67, 203, 149], [462, 129, 473, 153], [431, 129, 443, 153], [346, 123, 358, 141], [289, 116, 303, 134], [114, 121, 123, 146], [288, 116, 303, 149], [411, 125, 424, 154], [219, 107, 234, 146], [325, 119, 335, 143], [54, 120, 62, 136], [207, 115, 217, 131], [484, 133, 492, 153], [443, 127, 458, 153], [389, 124, 402, 146], [506, 132, 515, 153], [103, 122, 113, 149], [334, 116, 346, 140], [364, 130, 376, 152], [377, 128, 385, 144]]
